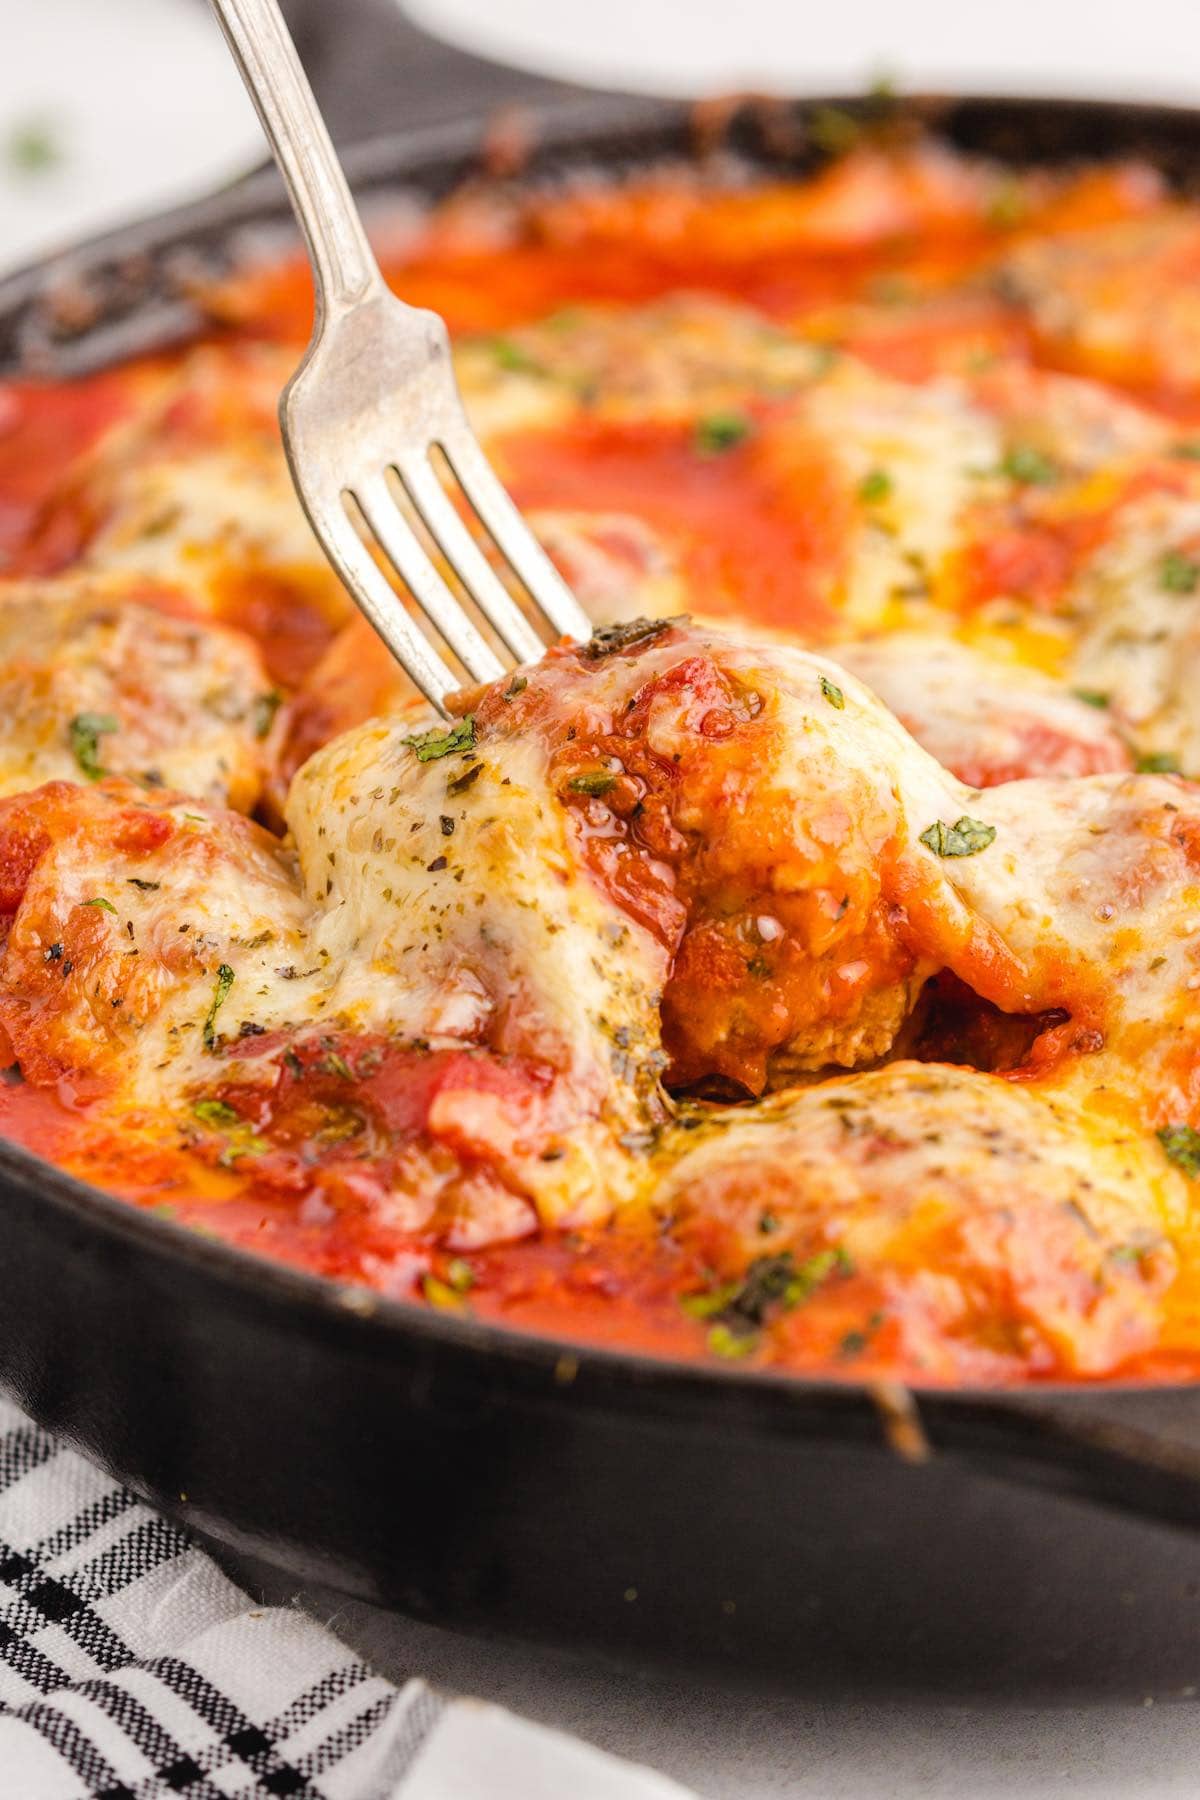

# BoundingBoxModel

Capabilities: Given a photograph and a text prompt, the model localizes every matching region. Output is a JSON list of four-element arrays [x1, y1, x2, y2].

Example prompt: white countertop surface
[[4, 2, 1200, 1792]]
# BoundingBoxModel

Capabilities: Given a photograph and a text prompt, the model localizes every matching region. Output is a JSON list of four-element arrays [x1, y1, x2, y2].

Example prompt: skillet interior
[[4, 92, 1200, 1669]]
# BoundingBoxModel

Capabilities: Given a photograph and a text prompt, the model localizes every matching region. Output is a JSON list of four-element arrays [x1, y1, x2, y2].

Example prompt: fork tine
[[354, 475, 506, 685], [311, 496, 458, 711], [438, 425, 594, 643], [398, 454, 546, 664]]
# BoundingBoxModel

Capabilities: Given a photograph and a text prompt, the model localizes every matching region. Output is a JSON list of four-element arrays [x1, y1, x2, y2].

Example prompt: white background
[[408, 0, 1200, 104]]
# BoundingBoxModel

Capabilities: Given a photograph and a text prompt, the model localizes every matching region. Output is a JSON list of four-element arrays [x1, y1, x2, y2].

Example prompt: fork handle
[[208, 0, 385, 322]]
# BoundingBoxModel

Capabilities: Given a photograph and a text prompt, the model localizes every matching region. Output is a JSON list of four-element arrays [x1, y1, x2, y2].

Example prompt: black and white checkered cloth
[[0, 1396, 693, 1800]]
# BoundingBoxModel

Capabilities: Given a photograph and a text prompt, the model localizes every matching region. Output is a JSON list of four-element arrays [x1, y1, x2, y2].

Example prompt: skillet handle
[[278, 0, 605, 143]]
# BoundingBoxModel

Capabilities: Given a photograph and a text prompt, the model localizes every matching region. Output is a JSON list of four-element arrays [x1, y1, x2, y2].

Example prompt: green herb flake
[[682, 1246, 850, 1355], [320, 1051, 354, 1081], [68, 711, 118, 780], [488, 337, 545, 376], [707, 1323, 758, 1359], [918, 815, 997, 858], [446, 762, 484, 798], [1135, 750, 1182, 774], [694, 411, 752, 456], [193, 1098, 240, 1129], [81, 896, 117, 914], [857, 467, 893, 504], [568, 770, 617, 797], [1072, 688, 1110, 710], [985, 179, 1027, 230], [585, 615, 689, 660], [808, 105, 861, 158], [1170, 441, 1200, 461], [819, 674, 845, 710], [838, 1310, 884, 1360], [202, 963, 235, 1052], [680, 1282, 739, 1322], [1158, 1123, 1200, 1179], [504, 675, 528, 701], [1160, 550, 1199, 596], [1001, 445, 1058, 487], [252, 690, 282, 739], [217, 1133, 268, 1168], [422, 1273, 469, 1311], [126, 877, 161, 891], [6, 118, 62, 176], [404, 716, 475, 762]]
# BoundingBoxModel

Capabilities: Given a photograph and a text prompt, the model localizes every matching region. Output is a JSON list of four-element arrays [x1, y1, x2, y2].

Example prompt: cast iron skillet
[[5, 57, 1200, 1674]]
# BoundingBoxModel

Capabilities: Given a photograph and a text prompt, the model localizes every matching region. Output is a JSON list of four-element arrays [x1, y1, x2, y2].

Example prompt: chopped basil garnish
[[488, 337, 545, 376], [68, 712, 118, 780], [694, 411, 751, 456], [193, 1098, 240, 1128], [808, 105, 861, 157], [1136, 750, 1182, 774], [126, 877, 161, 891], [82, 896, 117, 914], [202, 963, 235, 1052], [985, 180, 1027, 229], [422, 1273, 470, 1310], [682, 1246, 851, 1355], [404, 716, 475, 762], [6, 118, 62, 175], [1072, 688, 1110, 709], [585, 615, 689, 660], [1160, 550, 1199, 595], [819, 674, 845, 709], [1158, 1123, 1200, 1178], [568, 770, 617, 797], [252, 691, 282, 739], [446, 1258, 475, 1294], [446, 762, 483, 797], [857, 467, 892, 504], [1001, 445, 1058, 486], [919, 816, 996, 858]]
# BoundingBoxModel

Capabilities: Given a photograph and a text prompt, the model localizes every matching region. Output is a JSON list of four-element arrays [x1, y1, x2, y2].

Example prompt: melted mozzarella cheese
[[656, 1063, 1183, 1378], [1067, 493, 1200, 770], [835, 631, 1131, 786], [457, 296, 825, 435], [0, 782, 315, 1100], [286, 714, 670, 1224], [0, 575, 271, 809], [1000, 210, 1200, 396], [81, 442, 348, 627], [796, 363, 1001, 628]]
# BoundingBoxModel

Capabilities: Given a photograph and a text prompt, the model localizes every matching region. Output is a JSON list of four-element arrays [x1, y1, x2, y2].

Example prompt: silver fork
[[209, 0, 592, 712]]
